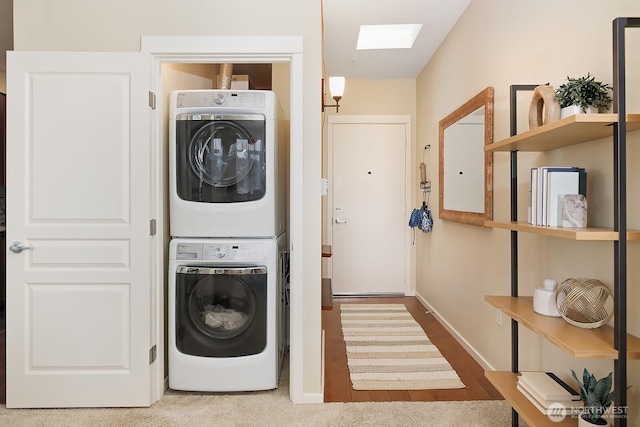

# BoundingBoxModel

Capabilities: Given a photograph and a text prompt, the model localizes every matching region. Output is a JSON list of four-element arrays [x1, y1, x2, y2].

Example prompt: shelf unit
[[483, 18, 639, 427], [485, 296, 640, 360], [484, 221, 640, 241], [486, 371, 576, 427], [485, 113, 640, 152]]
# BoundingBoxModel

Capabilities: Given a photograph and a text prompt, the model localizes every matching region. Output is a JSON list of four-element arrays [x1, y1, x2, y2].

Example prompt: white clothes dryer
[[169, 90, 286, 238], [168, 234, 287, 392]]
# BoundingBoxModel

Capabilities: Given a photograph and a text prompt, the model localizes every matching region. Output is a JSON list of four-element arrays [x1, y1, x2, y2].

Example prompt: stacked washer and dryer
[[168, 89, 288, 392]]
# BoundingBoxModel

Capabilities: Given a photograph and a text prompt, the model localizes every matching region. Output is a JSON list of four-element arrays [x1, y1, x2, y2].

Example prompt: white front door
[[6, 51, 153, 408], [329, 117, 410, 295]]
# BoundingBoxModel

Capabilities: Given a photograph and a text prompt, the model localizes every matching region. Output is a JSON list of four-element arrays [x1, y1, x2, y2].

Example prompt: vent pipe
[[219, 63, 234, 89]]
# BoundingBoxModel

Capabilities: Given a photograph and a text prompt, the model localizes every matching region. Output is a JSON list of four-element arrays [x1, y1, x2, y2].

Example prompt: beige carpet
[[0, 355, 518, 427], [340, 303, 465, 390]]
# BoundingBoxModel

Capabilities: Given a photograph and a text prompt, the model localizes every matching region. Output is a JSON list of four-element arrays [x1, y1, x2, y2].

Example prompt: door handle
[[10, 241, 32, 254], [335, 219, 347, 224]]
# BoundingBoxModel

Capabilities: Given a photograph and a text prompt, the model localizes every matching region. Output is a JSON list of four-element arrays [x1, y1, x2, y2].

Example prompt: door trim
[[141, 36, 317, 404], [326, 115, 414, 296]]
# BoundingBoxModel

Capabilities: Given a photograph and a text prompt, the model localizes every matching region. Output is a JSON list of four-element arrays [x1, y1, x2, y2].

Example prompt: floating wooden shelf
[[485, 113, 640, 152], [322, 278, 333, 310], [322, 245, 333, 310], [322, 245, 332, 258], [485, 371, 577, 427], [485, 296, 640, 359], [484, 221, 640, 241]]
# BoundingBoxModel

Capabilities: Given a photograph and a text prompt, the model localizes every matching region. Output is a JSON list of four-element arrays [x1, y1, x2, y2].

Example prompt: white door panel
[[6, 51, 152, 408], [330, 120, 408, 295]]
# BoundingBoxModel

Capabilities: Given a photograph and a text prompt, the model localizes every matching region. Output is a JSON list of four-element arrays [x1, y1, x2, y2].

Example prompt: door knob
[[10, 241, 32, 254], [335, 219, 347, 224]]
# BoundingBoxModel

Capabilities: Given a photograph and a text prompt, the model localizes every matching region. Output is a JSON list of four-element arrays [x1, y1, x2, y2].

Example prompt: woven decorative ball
[[555, 278, 613, 329]]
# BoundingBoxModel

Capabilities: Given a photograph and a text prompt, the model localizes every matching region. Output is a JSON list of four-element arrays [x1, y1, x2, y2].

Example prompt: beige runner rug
[[340, 303, 466, 391]]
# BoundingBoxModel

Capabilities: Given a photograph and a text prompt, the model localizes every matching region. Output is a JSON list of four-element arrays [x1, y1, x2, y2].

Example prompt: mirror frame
[[438, 86, 494, 226]]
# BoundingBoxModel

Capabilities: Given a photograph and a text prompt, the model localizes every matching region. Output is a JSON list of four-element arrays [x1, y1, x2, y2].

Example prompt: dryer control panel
[[175, 241, 268, 261], [175, 90, 266, 109]]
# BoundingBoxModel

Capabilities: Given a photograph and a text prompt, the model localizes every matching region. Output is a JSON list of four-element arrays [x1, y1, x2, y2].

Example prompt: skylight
[[356, 24, 423, 50]]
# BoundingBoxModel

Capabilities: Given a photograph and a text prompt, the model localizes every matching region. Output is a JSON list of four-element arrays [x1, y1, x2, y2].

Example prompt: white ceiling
[[323, 0, 471, 80], [1, 1, 472, 87]]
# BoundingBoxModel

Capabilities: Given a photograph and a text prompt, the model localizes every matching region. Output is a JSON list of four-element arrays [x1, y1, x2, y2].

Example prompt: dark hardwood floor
[[323, 296, 503, 403]]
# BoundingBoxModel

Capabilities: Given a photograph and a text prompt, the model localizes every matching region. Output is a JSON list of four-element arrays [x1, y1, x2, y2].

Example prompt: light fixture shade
[[328, 76, 345, 98]]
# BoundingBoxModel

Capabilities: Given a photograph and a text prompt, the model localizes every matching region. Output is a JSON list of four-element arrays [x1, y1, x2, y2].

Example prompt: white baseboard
[[290, 393, 324, 404], [414, 292, 495, 371]]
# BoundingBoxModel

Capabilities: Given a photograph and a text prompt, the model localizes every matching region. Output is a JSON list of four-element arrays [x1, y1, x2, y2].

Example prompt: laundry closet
[[163, 62, 290, 392]]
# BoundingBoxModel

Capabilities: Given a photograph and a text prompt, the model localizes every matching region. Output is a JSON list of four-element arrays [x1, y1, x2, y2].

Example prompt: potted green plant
[[571, 368, 613, 426], [555, 73, 613, 118]]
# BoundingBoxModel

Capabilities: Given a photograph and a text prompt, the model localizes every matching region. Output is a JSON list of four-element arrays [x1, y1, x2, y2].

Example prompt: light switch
[[321, 178, 329, 196]]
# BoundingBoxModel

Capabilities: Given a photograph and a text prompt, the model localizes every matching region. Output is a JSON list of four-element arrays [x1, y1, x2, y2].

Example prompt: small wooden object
[[322, 245, 333, 310], [528, 85, 561, 129]]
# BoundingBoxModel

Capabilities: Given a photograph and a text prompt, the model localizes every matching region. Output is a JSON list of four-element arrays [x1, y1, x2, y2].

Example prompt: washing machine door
[[175, 265, 267, 357], [175, 114, 266, 203]]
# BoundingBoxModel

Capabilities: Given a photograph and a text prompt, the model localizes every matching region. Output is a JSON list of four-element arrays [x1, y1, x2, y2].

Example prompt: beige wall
[[0, 0, 13, 93], [325, 79, 416, 117], [12, 0, 324, 402], [416, 0, 640, 420]]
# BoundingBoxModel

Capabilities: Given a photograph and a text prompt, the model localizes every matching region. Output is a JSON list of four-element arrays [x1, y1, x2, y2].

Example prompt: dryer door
[[175, 114, 266, 203], [175, 266, 267, 357]]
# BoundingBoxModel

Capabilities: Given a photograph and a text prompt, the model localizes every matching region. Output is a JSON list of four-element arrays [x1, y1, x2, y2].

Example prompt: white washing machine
[[168, 235, 287, 392], [169, 89, 286, 238]]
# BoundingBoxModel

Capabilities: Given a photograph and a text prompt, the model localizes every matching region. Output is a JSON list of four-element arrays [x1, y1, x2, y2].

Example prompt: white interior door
[[6, 51, 153, 408], [329, 118, 409, 295]]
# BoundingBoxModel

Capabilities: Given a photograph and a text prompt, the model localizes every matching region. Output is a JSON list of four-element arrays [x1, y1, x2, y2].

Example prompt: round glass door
[[189, 121, 255, 187], [187, 274, 256, 339]]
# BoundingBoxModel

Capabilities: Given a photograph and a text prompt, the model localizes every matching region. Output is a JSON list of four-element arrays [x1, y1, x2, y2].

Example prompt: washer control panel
[[175, 241, 268, 261]]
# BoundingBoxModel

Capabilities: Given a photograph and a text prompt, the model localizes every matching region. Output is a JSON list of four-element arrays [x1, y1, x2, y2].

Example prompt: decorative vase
[[560, 104, 599, 118], [578, 414, 609, 427], [533, 278, 561, 316]]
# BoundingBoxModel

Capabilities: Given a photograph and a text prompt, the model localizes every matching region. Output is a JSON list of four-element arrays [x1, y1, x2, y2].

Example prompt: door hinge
[[150, 219, 157, 236], [149, 345, 157, 365], [148, 91, 156, 109]]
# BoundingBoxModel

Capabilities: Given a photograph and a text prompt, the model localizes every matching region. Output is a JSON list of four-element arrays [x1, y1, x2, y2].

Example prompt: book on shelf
[[529, 168, 537, 225], [516, 383, 583, 415], [545, 168, 586, 227], [531, 166, 563, 226], [518, 371, 580, 401], [529, 166, 586, 226]]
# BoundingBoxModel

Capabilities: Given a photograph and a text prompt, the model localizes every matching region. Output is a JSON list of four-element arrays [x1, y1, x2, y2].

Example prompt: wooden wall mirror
[[438, 87, 494, 226]]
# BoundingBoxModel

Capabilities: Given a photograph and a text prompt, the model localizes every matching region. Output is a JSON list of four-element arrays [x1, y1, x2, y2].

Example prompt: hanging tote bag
[[420, 205, 433, 233], [409, 208, 423, 228]]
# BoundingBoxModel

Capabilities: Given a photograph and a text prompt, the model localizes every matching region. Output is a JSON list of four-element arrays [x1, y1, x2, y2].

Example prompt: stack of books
[[529, 166, 587, 227], [517, 371, 583, 416]]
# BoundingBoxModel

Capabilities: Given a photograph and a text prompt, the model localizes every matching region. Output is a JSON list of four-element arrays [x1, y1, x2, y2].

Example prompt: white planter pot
[[560, 104, 599, 118], [578, 414, 610, 427]]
